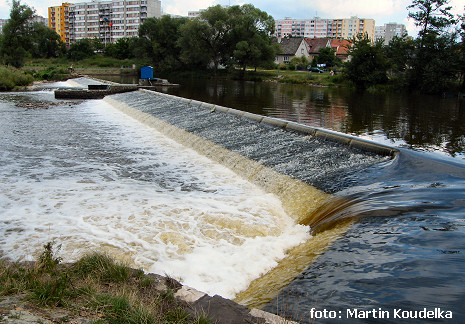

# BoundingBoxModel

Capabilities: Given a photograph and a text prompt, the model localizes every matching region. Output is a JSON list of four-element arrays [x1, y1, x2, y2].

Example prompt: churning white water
[[0, 86, 310, 299]]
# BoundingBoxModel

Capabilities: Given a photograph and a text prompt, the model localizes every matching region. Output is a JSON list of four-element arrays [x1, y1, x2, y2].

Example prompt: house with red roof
[[304, 37, 352, 63]]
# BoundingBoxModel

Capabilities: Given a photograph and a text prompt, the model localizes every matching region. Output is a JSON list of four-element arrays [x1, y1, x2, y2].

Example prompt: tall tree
[[407, 0, 459, 93], [0, 0, 35, 67], [179, 5, 232, 73], [408, 0, 456, 46], [229, 4, 277, 74], [138, 15, 187, 71], [179, 4, 278, 75], [458, 13, 465, 92]]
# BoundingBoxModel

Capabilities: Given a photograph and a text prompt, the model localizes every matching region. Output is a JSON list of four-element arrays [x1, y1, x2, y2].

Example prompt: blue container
[[141, 66, 153, 80]]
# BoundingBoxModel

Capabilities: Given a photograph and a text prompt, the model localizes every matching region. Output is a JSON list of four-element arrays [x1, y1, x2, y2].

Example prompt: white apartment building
[[375, 23, 407, 45], [275, 16, 376, 42], [68, 0, 161, 44]]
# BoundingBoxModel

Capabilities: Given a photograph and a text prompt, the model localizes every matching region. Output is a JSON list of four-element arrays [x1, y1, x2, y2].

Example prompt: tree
[[459, 14, 465, 92], [385, 34, 415, 75], [409, 32, 459, 93], [229, 4, 277, 74], [408, 0, 456, 46], [67, 39, 95, 61], [139, 15, 187, 71], [0, 0, 35, 67], [104, 37, 139, 59], [179, 4, 278, 75], [343, 36, 389, 89], [317, 47, 341, 67], [179, 5, 232, 73], [30, 22, 65, 58], [178, 18, 219, 70], [407, 0, 459, 93]]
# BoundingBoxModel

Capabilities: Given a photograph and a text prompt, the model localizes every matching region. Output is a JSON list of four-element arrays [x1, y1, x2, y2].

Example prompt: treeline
[[0, 1, 278, 76], [1, 0, 463, 94], [345, 0, 465, 94]]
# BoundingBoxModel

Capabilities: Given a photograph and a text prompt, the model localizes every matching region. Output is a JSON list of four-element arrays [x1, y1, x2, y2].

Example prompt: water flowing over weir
[[55, 78, 465, 321], [103, 90, 390, 221], [0, 78, 393, 309], [82, 79, 392, 304]]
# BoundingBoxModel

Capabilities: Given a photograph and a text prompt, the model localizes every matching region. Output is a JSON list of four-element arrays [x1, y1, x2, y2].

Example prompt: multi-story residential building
[[49, 3, 71, 47], [275, 17, 329, 39], [275, 16, 375, 42], [1, 16, 48, 34], [375, 22, 407, 45], [329, 17, 375, 41], [50, 0, 161, 46]]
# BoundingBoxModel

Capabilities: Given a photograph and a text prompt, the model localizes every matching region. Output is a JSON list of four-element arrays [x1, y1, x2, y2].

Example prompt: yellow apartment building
[[328, 17, 375, 42], [49, 3, 70, 47]]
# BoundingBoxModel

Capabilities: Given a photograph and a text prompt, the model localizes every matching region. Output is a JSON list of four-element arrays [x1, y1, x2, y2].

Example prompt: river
[[1, 77, 465, 323]]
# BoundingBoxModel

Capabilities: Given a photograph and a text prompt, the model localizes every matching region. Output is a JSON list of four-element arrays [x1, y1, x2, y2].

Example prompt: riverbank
[[0, 243, 294, 324], [19, 57, 347, 88]]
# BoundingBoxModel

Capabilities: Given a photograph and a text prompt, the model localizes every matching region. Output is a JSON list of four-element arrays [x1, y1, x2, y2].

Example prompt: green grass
[[253, 69, 347, 86], [0, 242, 212, 323]]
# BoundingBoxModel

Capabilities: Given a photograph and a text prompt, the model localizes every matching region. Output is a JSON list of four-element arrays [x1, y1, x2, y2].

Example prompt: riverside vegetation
[[0, 242, 211, 323], [0, 0, 464, 94]]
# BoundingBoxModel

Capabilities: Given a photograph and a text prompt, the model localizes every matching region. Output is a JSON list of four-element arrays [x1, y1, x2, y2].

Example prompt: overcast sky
[[1, 0, 464, 36]]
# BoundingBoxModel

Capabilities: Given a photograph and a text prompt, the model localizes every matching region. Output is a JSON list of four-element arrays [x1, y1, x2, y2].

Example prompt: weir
[[68, 78, 396, 307]]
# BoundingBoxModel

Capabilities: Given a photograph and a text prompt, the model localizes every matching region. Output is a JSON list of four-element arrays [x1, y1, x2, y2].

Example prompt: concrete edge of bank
[[137, 88, 399, 158], [174, 284, 298, 324]]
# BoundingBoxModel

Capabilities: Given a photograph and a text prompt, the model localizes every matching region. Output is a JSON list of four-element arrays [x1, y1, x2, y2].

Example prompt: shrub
[[34, 67, 70, 81], [0, 67, 34, 91]]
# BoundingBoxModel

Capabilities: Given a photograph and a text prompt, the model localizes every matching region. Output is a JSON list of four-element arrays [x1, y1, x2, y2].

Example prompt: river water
[[2, 78, 465, 323]]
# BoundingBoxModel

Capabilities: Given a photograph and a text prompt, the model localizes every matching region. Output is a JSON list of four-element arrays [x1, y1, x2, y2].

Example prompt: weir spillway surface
[[106, 90, 389, 194]]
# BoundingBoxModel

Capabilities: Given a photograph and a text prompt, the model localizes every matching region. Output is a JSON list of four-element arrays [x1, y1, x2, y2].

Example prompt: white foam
[[0, 98, 310, 299]]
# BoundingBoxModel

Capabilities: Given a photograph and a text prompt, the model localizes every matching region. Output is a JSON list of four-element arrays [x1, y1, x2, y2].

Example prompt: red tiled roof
[[330, 39, 352, 55]]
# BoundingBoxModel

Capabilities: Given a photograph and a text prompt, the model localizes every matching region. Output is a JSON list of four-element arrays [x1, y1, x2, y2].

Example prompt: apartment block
[[375, 23, 407, 45], [49, 0, 161, 46], [49, 3, 71, 47], [1, 16, 47, 34], [275, 16, 376, 42], [275, 17, 329, 38]]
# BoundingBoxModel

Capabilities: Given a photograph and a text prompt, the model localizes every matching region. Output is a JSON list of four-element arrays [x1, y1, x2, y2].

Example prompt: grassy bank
[[259, 70, 345, 86], [0, 242, 210, 323]]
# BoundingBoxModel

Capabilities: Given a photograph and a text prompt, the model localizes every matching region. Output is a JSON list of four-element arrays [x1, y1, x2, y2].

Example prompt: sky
[[0, 0, 464, 36]]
